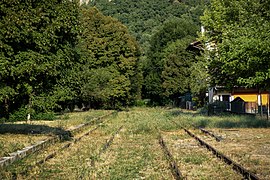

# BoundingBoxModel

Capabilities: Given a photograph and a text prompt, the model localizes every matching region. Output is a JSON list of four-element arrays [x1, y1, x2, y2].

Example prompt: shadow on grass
[[0, 124, 72, 140]]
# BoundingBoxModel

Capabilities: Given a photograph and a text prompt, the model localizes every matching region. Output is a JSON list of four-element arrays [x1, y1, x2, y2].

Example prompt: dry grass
[[1, 107, 269, 179], [0, 110, 110, 163], [194, 128, 270, 180], [162, 130, 242, 179], [17, 110, 111, 130], [94, 111, 172, 179], [0, 134, 48, 157]]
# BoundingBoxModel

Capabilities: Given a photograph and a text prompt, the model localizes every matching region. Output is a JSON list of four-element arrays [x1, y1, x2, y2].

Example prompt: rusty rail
[[88, 126, 123, 167], [198, 127, 223, 142], [184, 128, 260, 180], [157, 131, 183, 180], [37, 125, 101, 165], [0, 111, 116, 169], [99, 126, 123, 155], [12, 119, 114, 178]]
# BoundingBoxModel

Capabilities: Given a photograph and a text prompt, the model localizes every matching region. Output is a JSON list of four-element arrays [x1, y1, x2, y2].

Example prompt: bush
[[134, 99, 151, 107], [9, 107, 28, 122], [208, 101, 228, 115], [0, 117, 6, 124], [32, 112, 56, 121], [9, 107, 56, 122]]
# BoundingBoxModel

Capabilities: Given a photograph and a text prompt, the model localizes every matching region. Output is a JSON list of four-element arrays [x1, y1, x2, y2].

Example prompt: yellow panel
[[234, 93, 269, 105], [234, 94, 257, 102], [262, 94, 269, 105]]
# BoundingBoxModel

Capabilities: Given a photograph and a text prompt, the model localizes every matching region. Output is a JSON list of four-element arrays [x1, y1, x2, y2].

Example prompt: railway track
[[183, 128, 260, 180], [195, 126, 223, 142], [1, 108, 267, 179], [0, 111, 116, 175], [168, 121, 260, 179], [157, 128, 183, 180], [91, 125, 123, 167], [3, 115, 123, 179]]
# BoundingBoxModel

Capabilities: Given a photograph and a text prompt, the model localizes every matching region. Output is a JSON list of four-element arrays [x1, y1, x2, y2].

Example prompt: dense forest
[[0, 0, 269, 121], [90, 0, 210, 105]]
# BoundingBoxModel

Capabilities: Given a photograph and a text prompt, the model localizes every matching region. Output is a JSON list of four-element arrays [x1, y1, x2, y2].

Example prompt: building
[[209, 86, 270, 115]]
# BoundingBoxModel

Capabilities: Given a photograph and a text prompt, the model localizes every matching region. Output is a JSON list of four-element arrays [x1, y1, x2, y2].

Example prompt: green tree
[[0, 0, 80, 118], [77, 7, 142, 108], [201, 0, 270, 89], [162, 37, 196, 99], [90, 0, 209, 104], [189, 53, 210, 106], [143, 17, 199, 104], [89, 0, 209, 52]]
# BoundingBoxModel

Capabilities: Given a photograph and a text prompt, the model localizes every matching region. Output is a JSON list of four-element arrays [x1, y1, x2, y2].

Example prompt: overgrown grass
[[0, 110, 111, 161], [0, 134, 48, 157], [183, 154, 210, 165], [1, 107, 269, 179], [168, 109, 270, 128]]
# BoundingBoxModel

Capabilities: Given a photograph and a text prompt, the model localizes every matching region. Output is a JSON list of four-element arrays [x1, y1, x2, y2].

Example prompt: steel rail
[[157, 129, 184, 180], [198, 127, 223, 142], [0, 111, 116, 169], [2, 111, 116, 180], [89, 125, 123, 167], [12, 118, 114, 178], [99, 125, 123, 155], [37, 125, 101, 165], [183, 128, 260, 180], [190, 124, 222, 142]]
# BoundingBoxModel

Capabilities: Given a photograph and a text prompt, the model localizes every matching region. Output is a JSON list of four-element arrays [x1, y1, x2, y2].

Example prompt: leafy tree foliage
[[189, 53, 210, 106], [0, 0, 80, 118], [162, 37, 196, 97], [144, 17, 199, 104], [77, 7, 142, 108], [201, 0, 270, 89], [89, 0, 209, 51], [89, 0, 210, 105]]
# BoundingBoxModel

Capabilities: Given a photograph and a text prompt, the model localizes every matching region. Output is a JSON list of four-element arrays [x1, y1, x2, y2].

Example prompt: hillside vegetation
[[89, 0, 210, 105], [1, 0, 269, 121]]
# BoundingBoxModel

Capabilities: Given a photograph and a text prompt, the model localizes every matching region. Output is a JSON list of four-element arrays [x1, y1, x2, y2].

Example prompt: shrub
[[0, 117, 6, 124], [32, 112, 56, 121], [9, 107, 28, 122], [134, 99, 150, 107], [9, 107, 56, 122], [208, 101, 228, 115]]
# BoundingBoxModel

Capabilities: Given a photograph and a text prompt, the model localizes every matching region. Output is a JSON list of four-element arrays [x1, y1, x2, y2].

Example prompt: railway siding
[[0, 111, 115, 169], [1, 108, 269, 179], [162, 130, 242, 179], [184, 128, 260, 180], [193, 128, 270, 180], [158, 132, 183, 180]]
